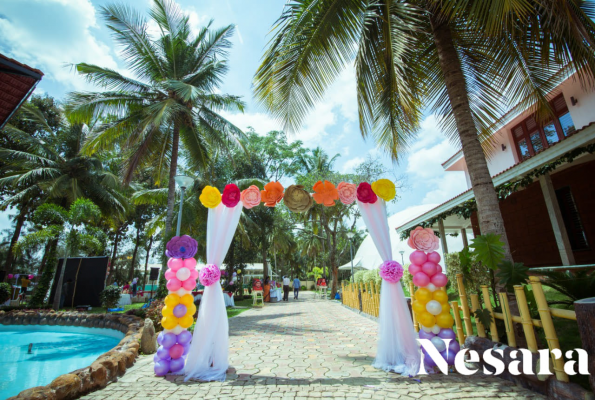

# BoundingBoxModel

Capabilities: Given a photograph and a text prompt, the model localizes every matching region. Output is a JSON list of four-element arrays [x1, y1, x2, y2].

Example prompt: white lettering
[[564, 349, 590, 376], [455, 348, 479, 375], [417, 339, 449, 375], [509, 349, 534, 375], [537, 349, 553, 375], [483, 349, 505, 375]]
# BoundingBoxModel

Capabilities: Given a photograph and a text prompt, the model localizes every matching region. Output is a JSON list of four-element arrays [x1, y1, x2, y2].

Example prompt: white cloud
[[421, 172, 468, 204], [220, 110, 281, 134], [342, 156, 365, 173]]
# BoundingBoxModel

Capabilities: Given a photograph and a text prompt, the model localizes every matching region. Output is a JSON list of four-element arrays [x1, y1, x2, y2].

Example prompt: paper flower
[[200, 186, 221, 208], [221, 183, 241, 208], [241, 185, 261, 209], [166, 235, 198, 259], [379, 260, 404, 283], [312, 180, 339, 207], [199, 264, 221, 287], [337, 182, 357, 205], [261, 181, 284, 207], [356, 182, 378, 204], [408, 226, 440, 252], [371, 179, 396, 201], [284, 185, 313, 212]]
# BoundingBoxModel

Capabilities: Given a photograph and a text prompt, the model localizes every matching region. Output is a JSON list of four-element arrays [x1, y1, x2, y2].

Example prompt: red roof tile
[[0, 54, 44, 128]]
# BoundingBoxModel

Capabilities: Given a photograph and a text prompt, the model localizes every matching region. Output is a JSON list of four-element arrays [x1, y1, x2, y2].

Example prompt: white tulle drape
[[184, 201, 243, 382], [357, 199, 420, 376]]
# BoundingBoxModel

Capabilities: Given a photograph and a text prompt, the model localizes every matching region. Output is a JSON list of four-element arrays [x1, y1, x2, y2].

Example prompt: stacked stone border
[[0, 310, 144, 400]]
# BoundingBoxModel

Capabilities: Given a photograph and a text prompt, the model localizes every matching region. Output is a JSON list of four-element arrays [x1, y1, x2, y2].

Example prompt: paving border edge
[[0, 309, 144, 400]]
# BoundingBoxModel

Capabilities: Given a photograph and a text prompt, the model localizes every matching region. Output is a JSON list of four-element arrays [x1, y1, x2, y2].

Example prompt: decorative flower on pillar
[[199, 264, 221, 287], [337, 182, 357, 205], [356, 182, 378, 204], [371, 179, 396, 201], [284, 185, 313, 212], [240, 185, 261, 209], [221, 184, 241, 208], [379, 260, 404, 283], [407, 226, 439, 252], [166, 235, 198, 259]]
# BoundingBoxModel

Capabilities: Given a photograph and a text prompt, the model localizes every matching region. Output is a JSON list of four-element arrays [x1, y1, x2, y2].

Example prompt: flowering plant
[[379, 260, 404, 283], [356, 182, 378, 203], [261, 181, 284, 207], [166, 235, 198, 259], [312, 180, 339, 206], [199, 264, 221, 287], [407, 226, 440, 252], [241, 185, 261, 209], [337, 182, 357, 204], [199, 186, 221, 208], [284, 185, 313, 212], [371, 179, 396, 201], [221, 183, 241, 208]]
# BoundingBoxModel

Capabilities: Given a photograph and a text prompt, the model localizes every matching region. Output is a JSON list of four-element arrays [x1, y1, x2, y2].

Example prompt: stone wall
[[0, 310, 144, 400]]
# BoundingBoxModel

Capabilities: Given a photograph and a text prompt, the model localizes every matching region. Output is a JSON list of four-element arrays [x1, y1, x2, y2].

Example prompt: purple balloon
[[173, 304, 187, 318], [157, 331, 165, 346], [156, 346, 171, 360], [162, 332, 177, 349], [423, 352, 436, 368], [418, 330, 435, 340], [154, 360, 170, 376], [438, 328, 457, 340], [170, 357, 185, 372], [441, 349, 456, 365], [153, 354, 161, 363], [182, 342, 190, 355], [177, 330, 192, 346], [449, 340, 460, 353]]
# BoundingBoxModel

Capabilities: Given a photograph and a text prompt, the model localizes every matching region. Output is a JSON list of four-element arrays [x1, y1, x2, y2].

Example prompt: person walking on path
[[263, 276, 271, 302], [131, 277, 138, 297], [293, 277, 300, 300], [282, 276, 290, 301]]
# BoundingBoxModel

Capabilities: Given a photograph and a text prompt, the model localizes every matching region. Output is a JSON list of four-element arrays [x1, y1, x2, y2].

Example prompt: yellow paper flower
[[200, 186, 222, 208], [371, 179, 396, 201]]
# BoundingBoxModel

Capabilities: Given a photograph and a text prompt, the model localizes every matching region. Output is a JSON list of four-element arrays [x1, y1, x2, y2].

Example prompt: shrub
[[352, 269, 382, 287], [99, 286, 121, 310], [0, 282, 11, 304], [125, 308, 147, 319], [146, 299, 165, 333], [445, 252, 491, 295]]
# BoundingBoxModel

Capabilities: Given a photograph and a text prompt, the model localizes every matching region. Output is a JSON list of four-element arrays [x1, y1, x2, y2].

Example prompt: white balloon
[[432, 324, 441, 334], [426, 283, 437, 292], [171, 325, 183, 335], [176, 288, 190, 297], [426, 300, 442, 316], [176, 267, 191, 281], [431, 336, 446, 352], [421, 325, 433, 333]]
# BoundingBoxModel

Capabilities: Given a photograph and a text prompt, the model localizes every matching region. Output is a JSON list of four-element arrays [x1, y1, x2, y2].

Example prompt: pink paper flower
[[222, 184, 241, 208], [240, 185, 261, 209], [379, 260, 404, 283], [356, 182, 378, 204], [407, 226, 440, 252], [199, 264, 221, 287], [337, 182, 357, 205]]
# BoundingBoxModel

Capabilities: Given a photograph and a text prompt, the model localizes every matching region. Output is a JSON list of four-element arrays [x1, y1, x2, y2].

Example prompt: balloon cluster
[[408, 249, 459, 369], [154, 235, 199, 376]]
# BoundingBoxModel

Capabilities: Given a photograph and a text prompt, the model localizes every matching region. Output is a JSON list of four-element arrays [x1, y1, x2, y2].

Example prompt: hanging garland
[[399, 143, 595, 240]]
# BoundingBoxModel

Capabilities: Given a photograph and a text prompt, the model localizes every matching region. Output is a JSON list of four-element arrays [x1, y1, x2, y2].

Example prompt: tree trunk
[[29, 239, 58, 307], [262, 246, 269, 280], [430, 16, 512, 264], [575, 297, 595, 392], [143, 235, 153, 289], [330, 231, 338, 298], [129, 227, 141, 282], [3, 201, 29, 278], [110, 230, 120, 285]]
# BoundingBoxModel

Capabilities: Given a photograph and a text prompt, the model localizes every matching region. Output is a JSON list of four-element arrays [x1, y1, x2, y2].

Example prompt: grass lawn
[[58, 302, 145, 314], [228, 298, 253, 318]]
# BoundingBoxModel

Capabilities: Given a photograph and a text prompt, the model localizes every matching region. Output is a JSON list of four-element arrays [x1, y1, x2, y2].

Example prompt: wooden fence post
[[513, 285, 538, 353], [456, 274, 474, 336], [451, 301, 465, 345], [358, 282, 363, 312], [575, 297, 595, 393], [470, 294, 486, 338], [529, 276, 569, 382], [481, 285, 499, 342], [498, 292, 516, 348]]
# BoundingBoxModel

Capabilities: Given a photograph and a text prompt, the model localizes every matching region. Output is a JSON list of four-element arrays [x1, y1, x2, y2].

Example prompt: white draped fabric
[[357, 199, 420, 376], [184, 201, 243, 382]]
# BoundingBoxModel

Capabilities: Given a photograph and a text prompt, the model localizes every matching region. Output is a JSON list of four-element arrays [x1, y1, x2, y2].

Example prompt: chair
[[252, 290, 264, 307]]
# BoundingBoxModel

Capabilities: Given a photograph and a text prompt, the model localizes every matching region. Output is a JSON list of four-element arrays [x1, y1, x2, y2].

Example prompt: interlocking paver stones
[[82, 291, 545, 399]]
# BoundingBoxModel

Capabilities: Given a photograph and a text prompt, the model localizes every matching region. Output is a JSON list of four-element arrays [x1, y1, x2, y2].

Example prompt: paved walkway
[[83, 292, 543, 399]]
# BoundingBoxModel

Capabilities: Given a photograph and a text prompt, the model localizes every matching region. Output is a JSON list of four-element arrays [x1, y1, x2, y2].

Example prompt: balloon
[[154, 360, 170, 376], [441, 349, 456, 365], [237, 269, 241, 274], [438, 328, 457, 340], [7, 274, 13, 279], [436, 313, 454, 329], [449, 339, 460, 353], [432, 290, 448, 303], [170, 357, 185, 372], [414, 288, 432, 304], [431, 324, 441, 334], [167, 278, 182, 292], [421, 262, 437, 277], [177, 330, 193, 346], [164, 293, 181, 308], [162, 305, 174, 317], [171, 325, 183, 335], [168, 258, 183, 272], [431, 336, 446, 352], [426, 283, 437, 292], [179, 294, 194, 306], [423, 352, 436, 368], [173, 304, 187, 318], [418, 311, 436, 328], [412, 300, 426, 315], [28, 274, 34, 279], [232, 272, 237, 277], [408, 264, 422, 275], [436, 265, 443, 273], [427, 251, 441, 264], [169, 344, 184, 359], [412, 272, 430, 287], [182, 278, 197, 291], [157, 331, 165, 346], [426, 300, 442, 316], [183, 343, 190, 355], [156, 346, 171, 360], [410, 250, 428, 265], [153, 354, 161, 363], [183, 258, 197, 269], [176, 289, 190, 297], [176, 268, 191, 281], [163, 332, 177, 349], [441, 303, 451, 314], [161, 316, 178, 330], [418, 330, 435, 340], [165, 269, 176, 280], [421, 325, 433, 333], [189, 268, 199, 280], [431, 273, 448, 288], [186, 303, 197, 316], [178, 314, 194, 329]]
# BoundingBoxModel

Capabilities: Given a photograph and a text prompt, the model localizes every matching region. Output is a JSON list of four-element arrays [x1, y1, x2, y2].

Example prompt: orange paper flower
[[312, 180, 339, 207], [261, 181, 284, 207]]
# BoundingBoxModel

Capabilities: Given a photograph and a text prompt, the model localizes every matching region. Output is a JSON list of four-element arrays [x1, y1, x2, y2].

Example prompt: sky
[[0, 0, 469, 230]]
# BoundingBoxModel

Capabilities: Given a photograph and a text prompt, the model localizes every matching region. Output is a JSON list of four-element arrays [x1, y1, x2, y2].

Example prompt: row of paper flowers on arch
[[199, 179, 396, 212]]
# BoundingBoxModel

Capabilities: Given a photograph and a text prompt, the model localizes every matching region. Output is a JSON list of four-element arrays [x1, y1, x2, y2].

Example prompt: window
[[511, 94, 576, 160], [555, 187, 589, 250]]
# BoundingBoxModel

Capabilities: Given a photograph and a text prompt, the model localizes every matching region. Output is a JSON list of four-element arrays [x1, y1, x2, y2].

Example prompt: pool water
[[0, 325, 123, 399]]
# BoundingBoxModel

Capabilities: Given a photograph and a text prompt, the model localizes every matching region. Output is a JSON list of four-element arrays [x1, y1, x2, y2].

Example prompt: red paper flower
[[222, 184, 241, 207], [356, 182, 378, 204], [261, 181, 284, 207]]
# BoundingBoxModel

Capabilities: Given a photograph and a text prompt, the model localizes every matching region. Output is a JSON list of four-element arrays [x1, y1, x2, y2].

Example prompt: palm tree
[[254, 0, 595, 265], [66, 0, 246, 241]]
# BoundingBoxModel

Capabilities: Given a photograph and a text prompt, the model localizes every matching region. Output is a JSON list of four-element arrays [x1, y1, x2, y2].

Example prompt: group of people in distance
[[261, 275, 302, 302], [114, 277, 139, 296]]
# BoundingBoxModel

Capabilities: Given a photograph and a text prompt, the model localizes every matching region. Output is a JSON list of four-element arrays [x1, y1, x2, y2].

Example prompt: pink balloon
[[409, 250, 427, 266], [28, 275, 34, 279], [431, 273, 448, 287], [189, 268, 198, 280], [166, 278, 182, 292], [182, 278, 197, 291], [164, 269, 176, 280], [169, 343, 184, 359], [168, 258, 183, 272], [436, 264, 443, 273], [183, 258, 197, 269], [421, 262, 437, 277], [412, 272, 430, 287], [408, 264, 422, 275], [427, 251, 441, 264], [7, 274, 13, 279]]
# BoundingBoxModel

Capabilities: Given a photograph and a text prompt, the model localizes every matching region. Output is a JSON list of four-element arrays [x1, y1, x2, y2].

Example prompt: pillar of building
[[437, 219, 449, 255], [461, 228, 468, 248]]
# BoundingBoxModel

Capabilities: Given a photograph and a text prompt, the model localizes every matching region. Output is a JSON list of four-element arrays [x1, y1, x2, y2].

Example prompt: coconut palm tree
[[254, 0, 595, 264], [66, 0, 246, 240]]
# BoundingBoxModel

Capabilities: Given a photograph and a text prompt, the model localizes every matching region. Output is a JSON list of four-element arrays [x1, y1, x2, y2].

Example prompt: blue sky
[[0, 0, 469, 226]]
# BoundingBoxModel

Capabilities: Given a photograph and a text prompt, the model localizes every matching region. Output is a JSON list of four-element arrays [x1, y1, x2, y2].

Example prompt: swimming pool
[[0, 325, 124, 399]]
